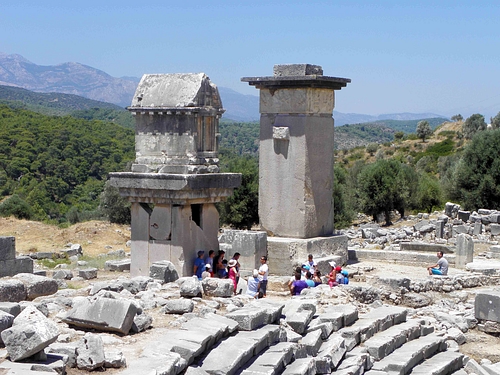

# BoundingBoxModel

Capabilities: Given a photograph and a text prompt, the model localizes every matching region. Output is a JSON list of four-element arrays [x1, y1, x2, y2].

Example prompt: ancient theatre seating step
[[370, 333, 447, 375], [361, 319, 430, 361], [409, 351, 464, 375], [240, 342, 300, 375]]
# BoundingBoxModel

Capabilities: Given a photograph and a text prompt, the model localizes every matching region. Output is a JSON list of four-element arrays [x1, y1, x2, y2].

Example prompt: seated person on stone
[[193, 250, 205, 280], [427, 251, 449, 276], [246, 269, 261, 298], [288, 267, 302, 292], [290, 272, 308, 296], [305, 271, 315, 288], [202, 264, 212, 279], [313, 270, 322, 286], [300, 264, 311, 279]]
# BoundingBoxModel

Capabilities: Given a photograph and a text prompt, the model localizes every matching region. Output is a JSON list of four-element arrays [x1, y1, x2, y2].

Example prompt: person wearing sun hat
[[228, 259, 238, 294], [202, 264, 212, 279], [247, 269, 261, 298], [328, 260, 338, 288]]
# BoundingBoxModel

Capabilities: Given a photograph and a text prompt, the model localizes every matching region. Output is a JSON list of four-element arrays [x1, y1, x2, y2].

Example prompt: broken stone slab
[[225, 307, 268, 331], [248, 299, 285, 324], [464, 358, 490, 375], [52, 269, 73, 280], [120, 349, 187, 375], [48, 342, 77, 368], [162, 299, 194, 314], [150, 260, 179, 283], [238, 327, 280, 356], [362, 319, 423, 361], [402, 292, 432, 308], [475, 290, 500, 323], [0, 310, 14, 344], [104, 349, 127, 368], [179, 277, 203, 298], [201, 278, 234, 297], [200, 336, 258, 375], [76, 333, 105, 371], [181, 317, 232, 343], [410, 351, 463, 375], [78, 268, 98, 280], [301, 329, 323, 356], [286, 309, 315, 335], [477, 320, 500, 333], [244, 343, 295, 374], [373, 276, 410, 291], [0, 302, 21, 317], [0, 279, 27, 302], [13, 273, 58, 300], [105, 259, 131, 272], [315, 334, 346, 373], [130, 312, 153, 333], [1, 305, 59, 361], [144, 333, 205, 365], [370, 334, 447, 374], [282, 357, 317, 375], [62, 296, 137, 334]]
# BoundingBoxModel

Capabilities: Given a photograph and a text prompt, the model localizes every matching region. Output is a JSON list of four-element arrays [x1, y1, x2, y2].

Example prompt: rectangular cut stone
[[225, 308, 268, 331], [286, 310, 315, 335], [491, 224, 500, 236], [301, 329, 323, 356], [249, 300, 285, 324], [475, 290, 500, 323], [260, 88, 333, 115], [307, 320, 334, 340], [62, 297, 137, 334], [218, 230, 267, 274], [0, 237, 16, 261], [201, 336, 257, 375], [273, 64, 323, 77], [455, 233, 474, 269], [410, 351, 463, 375], [316, 334, 346, 370], [182, 317, 230, 342], [436, 220, 445, 238], [282, 357, 316, 375]]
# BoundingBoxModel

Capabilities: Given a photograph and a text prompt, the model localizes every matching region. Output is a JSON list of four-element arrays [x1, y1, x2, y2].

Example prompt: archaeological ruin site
[[0, 64, 500, 375]]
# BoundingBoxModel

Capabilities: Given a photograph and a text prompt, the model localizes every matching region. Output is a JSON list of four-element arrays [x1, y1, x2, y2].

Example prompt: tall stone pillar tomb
[[242, 64, 351, 274], [109, 73, 241, 277]]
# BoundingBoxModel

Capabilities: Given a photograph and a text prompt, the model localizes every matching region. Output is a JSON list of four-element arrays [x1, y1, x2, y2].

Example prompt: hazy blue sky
[[2, 0, 500, 118]]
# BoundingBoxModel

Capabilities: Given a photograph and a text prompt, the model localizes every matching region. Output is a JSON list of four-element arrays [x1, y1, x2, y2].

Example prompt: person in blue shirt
[[305, 271, 315, 288], [193, 250, 205, 280]]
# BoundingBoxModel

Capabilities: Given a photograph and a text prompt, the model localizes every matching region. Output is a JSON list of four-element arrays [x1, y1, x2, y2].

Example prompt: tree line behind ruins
[[0, 103, 500, 229]]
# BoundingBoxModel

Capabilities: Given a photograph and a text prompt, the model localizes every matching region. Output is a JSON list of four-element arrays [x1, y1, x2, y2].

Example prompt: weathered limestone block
[[315, 334, 346, 372], [78, 268, 98, 280], [179, 277, 203, 298], [201, 336, 257, 375], [225, 307, 267, 331], [0, 280, 26, 302], [13, 273, 58, 300], [63, 297, 137, 334], [201, 278, 234, 297], [53, 269, 74, 280], [248, 299, 285, 324], [0, 310, 14, 344], [76, 333, 105, 371], [218, 230, 267, 273], [150, 260, 179, 283], [490, 224, 500, 236], [475, 290, 500, 323], [105, 259, 131, 272], [0, 302, 21, 317], [48, 343, 78, 368], [130, 313, 153, 333], [456, 233, 474, 269], [301, 329, 323, 356], [104, 350, 127, 368], [286, 309, 315, 335], [458, 210, 471, 222], [445, 202, 460, 218], [162, 299, 194, 314], [1, 305, 59, 361]]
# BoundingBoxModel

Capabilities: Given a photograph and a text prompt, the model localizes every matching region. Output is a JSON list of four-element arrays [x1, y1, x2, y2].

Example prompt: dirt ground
[[0, 217, 131, 257]]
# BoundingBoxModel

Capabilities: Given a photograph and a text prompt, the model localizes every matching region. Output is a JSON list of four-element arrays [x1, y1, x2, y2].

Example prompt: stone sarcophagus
[[109, 73, 241, 277]]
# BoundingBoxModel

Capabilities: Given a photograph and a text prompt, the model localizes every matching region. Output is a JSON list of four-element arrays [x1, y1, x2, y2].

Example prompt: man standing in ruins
[[258, 256, 269, 298], [427, 251, 448, 275]]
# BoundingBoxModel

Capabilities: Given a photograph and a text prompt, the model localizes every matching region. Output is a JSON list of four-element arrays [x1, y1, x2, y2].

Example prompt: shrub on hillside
[[0, 194, 33, 220]]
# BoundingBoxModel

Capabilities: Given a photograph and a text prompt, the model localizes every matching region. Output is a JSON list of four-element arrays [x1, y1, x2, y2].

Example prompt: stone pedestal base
[[266, 235, 348, 276]]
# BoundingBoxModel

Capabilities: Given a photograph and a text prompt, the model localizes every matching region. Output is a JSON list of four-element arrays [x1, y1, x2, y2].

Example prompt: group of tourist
[[289, 255, 349, 296], [194, 250, 269, 297]]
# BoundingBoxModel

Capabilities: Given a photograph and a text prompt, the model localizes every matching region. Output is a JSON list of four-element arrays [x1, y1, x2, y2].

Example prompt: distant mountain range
[[0, 52, 447, 123]]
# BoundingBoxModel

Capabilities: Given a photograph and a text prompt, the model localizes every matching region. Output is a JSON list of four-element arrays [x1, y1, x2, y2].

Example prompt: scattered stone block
[[13, 273, 58, 300], [150, 260, 179, 283], [225, 307, 267, 331], [63, 297, 137, 334], [105, 259, 131, 272], [48, 342, 78, 368], [52, 269, 73, 280], [1, 305, 59, 361], [458, 210, 470, 222], [0, 302, 21, 317], [456, 233, 474, 269], [491, 224, 500, 236], [179, 277, 203, 298], [78, 268, 98, 280], [104, 349, 127, 368], [0, 280, 26, 302], [0, 310, 14, 344], [475, 290, 500, 323], [202, 278, 234, 297], [130, 313, 153, 333], [162, 299, 195, 314], [301, 329, 323, 356], [76, 333, 105, 371]]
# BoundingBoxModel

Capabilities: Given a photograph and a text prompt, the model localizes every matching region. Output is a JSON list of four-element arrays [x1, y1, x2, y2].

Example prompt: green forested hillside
[[0, 85, 134, 129], [219, 120, 259, 155], [0, 105, 135, 221]]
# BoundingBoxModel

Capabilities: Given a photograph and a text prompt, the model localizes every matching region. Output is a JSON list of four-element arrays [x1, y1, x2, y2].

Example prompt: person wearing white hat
[[228, 259, 238, 294], [202, 264, 212, 279], [246, 269, 260, 298]]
